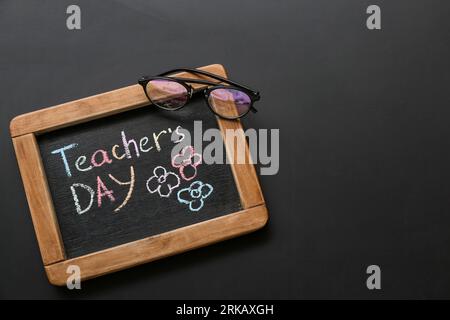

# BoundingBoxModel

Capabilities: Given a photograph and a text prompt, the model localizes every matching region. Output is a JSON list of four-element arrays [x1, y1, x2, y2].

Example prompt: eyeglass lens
[[146, 79, 189, 109]]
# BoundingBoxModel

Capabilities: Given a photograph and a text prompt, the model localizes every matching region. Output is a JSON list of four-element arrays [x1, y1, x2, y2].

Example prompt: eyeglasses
[[138, 68, 260, 120]]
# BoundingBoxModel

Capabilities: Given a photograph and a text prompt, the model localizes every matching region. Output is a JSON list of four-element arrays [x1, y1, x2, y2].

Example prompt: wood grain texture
[[45, 204, 268, 286], [214, 65, 265, 208], [9, 64, 226, 137], [217, 117, 265, 209], [12, 134, 65, 265]]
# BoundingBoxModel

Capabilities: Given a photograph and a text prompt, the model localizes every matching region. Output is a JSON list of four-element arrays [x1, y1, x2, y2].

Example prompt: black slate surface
[[38, 98, 242, 258]]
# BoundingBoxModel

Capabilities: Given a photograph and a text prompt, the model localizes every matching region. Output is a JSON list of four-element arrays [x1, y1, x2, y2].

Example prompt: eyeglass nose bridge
[[138, 77, 148, 87], [203, 88, 210, 98]]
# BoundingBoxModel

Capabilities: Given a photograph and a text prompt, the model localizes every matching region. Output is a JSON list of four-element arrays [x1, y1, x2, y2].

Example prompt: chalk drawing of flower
[[177, 181, 213, 212], [146, 166, 180, 198], [171, 145, 202, 181]]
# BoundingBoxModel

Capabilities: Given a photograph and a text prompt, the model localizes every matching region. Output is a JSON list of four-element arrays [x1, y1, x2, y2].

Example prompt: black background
[[38, 101, 242, 258], [1, 0, 450, 299]]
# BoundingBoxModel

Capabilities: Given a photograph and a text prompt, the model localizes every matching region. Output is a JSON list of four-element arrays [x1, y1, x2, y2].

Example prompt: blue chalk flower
[[177, 181, 213, 212]]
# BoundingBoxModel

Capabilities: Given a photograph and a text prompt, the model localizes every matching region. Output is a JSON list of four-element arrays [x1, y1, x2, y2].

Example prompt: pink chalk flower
[[171, 146, 202, 181]]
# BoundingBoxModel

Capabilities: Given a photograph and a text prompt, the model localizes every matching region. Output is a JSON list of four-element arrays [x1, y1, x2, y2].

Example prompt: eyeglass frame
[[138, 68, 260, 120]]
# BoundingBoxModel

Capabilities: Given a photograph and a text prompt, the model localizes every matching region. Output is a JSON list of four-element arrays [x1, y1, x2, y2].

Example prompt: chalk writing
[[51, 143, 78, 177], [97, 176, 115, 207], [49, 126, 216, 215], [50, 128, 184, 178], [70, 183, 94, 214], [109, 166, 135, 213]]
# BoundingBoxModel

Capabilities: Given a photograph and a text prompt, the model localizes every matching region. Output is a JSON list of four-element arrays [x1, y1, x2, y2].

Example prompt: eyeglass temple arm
[[167, 77, 226, 88], [139, 75, 221, 89], [157, 68, 260, 97]]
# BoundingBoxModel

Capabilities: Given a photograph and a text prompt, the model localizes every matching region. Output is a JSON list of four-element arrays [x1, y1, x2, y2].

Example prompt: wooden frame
[[10, 64, 268, 286]]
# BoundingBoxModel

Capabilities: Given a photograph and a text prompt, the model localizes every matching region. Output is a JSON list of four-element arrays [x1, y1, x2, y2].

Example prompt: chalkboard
[[38, 96, 242, 258], [11, 64, 267, 285]]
